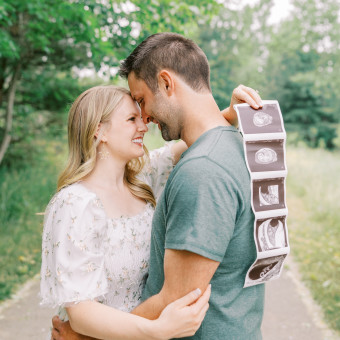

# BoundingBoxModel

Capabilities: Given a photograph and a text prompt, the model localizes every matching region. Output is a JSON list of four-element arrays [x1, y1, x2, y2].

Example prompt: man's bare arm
[[132, 249, 219, 319]]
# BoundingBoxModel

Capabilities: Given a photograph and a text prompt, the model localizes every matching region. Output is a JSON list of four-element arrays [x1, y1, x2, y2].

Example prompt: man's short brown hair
[[119, 32, 211, 93]]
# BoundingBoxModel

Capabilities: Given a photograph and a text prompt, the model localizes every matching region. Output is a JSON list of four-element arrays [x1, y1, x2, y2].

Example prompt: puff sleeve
[[141, 143, 175, 201], [40, 186, 109, 308]]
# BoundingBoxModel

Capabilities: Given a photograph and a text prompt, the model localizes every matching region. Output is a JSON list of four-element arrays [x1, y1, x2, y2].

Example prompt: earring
[[98, 144, 110, 160], [98, 150, 110, 160]]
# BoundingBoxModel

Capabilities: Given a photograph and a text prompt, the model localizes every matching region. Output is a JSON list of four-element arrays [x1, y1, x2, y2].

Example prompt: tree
[[196, 0, 340, 149], [0, 0, 221, 165], [263, 0, 340, 148], [195, 0, 274, 109]]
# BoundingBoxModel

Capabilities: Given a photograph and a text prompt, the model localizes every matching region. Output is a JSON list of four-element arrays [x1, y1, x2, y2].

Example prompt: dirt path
[[0, 257, 339, 340]]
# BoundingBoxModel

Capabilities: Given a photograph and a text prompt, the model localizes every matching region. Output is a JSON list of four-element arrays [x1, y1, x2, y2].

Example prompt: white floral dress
[[40, 145, 174, 319]]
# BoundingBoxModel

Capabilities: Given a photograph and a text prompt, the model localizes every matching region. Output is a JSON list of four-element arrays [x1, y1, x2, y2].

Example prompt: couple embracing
[[40, 32, 264, 340]]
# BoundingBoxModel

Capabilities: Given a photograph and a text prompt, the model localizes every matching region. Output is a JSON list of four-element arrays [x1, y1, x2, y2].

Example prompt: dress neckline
[[74, 182, 152, 221]]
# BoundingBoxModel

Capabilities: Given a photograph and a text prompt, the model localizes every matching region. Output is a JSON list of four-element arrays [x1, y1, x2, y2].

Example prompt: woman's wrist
[[139, 318, 167, 340]]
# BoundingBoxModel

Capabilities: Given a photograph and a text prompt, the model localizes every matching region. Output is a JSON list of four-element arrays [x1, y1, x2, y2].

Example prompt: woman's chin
[[133, 149, 145, 159]]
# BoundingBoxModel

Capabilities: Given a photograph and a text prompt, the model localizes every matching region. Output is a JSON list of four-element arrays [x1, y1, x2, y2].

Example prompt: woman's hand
[[222, 85, 263, 127], [150, 284, 211, 340]]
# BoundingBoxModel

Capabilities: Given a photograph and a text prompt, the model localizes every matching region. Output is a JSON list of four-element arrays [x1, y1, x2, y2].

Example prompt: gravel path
[[0, 257, 339, 340]]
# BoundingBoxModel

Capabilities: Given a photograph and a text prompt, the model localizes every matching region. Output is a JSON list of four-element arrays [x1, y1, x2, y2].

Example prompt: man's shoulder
[[167, 127, 250, 199], [173, 155, 223, 180], [174, 129, 246, 177]]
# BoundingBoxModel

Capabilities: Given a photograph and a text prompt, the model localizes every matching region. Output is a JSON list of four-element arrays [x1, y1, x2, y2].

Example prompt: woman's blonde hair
[[57, 85, 156, 207]]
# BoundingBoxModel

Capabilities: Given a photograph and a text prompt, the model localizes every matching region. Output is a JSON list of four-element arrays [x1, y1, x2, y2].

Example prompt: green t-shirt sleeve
[[165, 158, 239, 262]]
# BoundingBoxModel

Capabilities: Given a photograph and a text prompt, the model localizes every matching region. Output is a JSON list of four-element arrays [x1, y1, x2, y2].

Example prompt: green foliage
[[0, 138, 64, 301], [196, 0, 273, 109], [195, 0, 340, 149], [287, 146, 340, 332], [0, 0, 221, 166], [1, 72, 89, 167], [262, 0, 340, 148]]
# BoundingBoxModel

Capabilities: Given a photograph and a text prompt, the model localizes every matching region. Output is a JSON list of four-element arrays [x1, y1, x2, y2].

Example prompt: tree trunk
[[0, 63, 21, 165], [0, 58, 7, 105]]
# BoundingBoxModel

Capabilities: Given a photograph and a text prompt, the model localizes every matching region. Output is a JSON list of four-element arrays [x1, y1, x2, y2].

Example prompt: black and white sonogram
[[247, 255, 287, 283], [252, 178, 285, 212], [255, 216, 288, 252], [245, 140, 285, 172], [237, 103, 284, 134]]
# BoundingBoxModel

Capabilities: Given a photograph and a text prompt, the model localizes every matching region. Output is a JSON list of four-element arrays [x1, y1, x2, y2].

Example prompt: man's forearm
[[131, 293, 167, 320]]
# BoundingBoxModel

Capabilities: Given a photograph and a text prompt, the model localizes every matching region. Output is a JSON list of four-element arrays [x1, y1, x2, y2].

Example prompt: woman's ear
[[95, 123, 107, 142], [158, 70, 174, 96]]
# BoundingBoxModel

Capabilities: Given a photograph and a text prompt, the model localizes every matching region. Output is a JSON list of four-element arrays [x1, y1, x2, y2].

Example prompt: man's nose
[[141, 110, 152, 124]]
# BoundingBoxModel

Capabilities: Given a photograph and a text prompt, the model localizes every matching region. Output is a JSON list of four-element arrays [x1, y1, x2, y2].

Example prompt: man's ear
[[158, 70, 174, 96]]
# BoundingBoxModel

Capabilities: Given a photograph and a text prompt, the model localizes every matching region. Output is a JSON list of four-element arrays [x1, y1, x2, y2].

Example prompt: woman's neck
[[84, 156, 127, 191]]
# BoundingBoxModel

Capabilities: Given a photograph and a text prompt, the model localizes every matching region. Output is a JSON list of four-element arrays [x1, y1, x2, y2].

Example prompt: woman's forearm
[[221, 107, 239, 127], [170, 140, 188, 165], [65, 287, 210, 340], [66, 300, 160, 340]]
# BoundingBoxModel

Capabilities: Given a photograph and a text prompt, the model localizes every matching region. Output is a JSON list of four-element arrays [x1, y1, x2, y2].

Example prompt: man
[[52, 33, 264, 340]]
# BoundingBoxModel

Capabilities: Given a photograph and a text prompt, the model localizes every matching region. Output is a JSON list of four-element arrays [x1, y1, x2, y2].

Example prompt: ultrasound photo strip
[[255, 215, 289, 255], [244, 254, 287, 287], [234, 100, 290, 288], [236, 101, 285, 136], [252, 177, 286, 213]]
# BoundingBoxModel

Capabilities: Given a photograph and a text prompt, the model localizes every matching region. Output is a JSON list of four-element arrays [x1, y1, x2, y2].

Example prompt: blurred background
[[0, 0, 339, 335]]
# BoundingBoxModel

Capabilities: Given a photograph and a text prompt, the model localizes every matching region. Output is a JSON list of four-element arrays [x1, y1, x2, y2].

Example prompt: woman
[[40, 85, 210, 340]]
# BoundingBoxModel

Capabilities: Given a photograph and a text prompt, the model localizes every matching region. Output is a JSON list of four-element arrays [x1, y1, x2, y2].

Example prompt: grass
[[286, 146, 340, 332], [0, 140, 64, 301]]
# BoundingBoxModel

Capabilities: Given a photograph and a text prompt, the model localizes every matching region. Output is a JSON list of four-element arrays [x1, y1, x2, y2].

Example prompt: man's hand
[[51, 316, 95, 340], [222, 84, 263, 127]]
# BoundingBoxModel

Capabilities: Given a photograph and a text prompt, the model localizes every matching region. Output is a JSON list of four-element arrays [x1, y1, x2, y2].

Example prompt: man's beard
[[152, 94, 182, 141], [159, 121, 173, 141], [159, 119, 182, 141]]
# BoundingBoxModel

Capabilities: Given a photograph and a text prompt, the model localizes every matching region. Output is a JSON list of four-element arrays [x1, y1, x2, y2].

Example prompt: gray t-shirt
[[142, 126, 265, 340]]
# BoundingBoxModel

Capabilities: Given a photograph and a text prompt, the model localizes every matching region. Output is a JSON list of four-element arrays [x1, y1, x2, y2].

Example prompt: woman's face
[[101, 95, 148, 163]]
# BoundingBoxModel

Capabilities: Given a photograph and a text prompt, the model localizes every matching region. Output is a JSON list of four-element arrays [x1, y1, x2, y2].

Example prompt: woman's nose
[[137, 119, 148, 132]]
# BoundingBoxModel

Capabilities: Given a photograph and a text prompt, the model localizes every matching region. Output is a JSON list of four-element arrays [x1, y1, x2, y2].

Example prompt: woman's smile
[[132, 137, 144, 147]]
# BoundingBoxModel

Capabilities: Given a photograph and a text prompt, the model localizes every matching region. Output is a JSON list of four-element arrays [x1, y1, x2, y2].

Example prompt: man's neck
[[180, 92, 230, 147]]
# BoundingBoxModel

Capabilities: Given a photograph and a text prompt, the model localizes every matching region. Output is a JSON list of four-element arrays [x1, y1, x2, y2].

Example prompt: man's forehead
[[128, 73, 143, 96]]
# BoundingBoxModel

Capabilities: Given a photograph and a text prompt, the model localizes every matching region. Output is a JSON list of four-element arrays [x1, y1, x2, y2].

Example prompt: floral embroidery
[[40, 145, 174, 318]]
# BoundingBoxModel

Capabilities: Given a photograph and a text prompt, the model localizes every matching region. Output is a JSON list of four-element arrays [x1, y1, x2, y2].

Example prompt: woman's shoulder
[[45, 182, 102, 216], [43, 183, 107, 239]]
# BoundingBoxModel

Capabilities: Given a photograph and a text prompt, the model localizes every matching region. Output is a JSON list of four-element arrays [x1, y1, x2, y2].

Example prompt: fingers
[[243, 85, 262, 107], [51, 328, 60, 340], [172, 288, 202, 308], [52, 315, 61, 330], [192, 284, 211, 311], [252, 88, 263, 106], [197, 298, 210, 322], [176, 295, 210, 338], [233, 84, 263, 109]]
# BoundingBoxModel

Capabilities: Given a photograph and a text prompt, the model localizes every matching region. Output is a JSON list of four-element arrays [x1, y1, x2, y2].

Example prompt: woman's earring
[[98, 144, 110, 160], [98, 150, 110, 160]]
